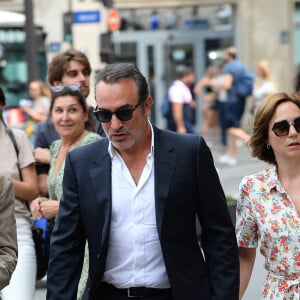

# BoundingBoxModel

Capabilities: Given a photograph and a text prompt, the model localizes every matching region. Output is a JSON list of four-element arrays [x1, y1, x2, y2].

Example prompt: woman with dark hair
[[0, 86, 39, 300], [237, 92, 300, 299], [30, 85, 100, 299]]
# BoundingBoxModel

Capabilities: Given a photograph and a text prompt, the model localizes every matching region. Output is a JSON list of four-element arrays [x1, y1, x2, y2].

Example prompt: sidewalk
[[210, 141, 266, 300], [209, 141, 265, 198]]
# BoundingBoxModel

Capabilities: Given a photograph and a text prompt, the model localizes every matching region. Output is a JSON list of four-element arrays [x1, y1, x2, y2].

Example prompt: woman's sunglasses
[[50, 84, 81, 93], [272, 116, 300, 136], [93, 103, 141, 123]]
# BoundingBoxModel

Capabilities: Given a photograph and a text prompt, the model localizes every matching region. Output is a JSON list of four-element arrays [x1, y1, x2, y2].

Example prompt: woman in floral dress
[[237, 92, 300, 299], [30, 86, 101, 299]]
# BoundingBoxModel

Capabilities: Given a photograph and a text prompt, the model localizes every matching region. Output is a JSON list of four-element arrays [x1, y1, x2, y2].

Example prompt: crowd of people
[[164, 47, 278, 167], [0, 46, 299, 300]]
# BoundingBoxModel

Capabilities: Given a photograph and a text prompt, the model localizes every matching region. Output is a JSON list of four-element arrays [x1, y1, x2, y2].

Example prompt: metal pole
[[69, 0, 73, 47], [24, 0, 38, 82]]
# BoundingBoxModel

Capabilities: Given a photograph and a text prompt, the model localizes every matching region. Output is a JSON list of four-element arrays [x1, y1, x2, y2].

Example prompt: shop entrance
[[111, 29, 234, 129]]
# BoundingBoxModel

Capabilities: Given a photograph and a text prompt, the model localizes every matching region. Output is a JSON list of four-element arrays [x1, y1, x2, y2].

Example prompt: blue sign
[[49, 42, 61, 52], [73, 11, 101, 24]]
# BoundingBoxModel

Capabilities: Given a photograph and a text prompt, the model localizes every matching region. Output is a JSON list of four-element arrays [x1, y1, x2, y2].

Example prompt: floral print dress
[[236, 165, 300, 300]]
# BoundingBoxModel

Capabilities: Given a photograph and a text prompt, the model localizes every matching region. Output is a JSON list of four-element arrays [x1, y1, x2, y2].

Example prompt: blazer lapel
[[153, 128, 176, 237], [88, 140, 112, 248]]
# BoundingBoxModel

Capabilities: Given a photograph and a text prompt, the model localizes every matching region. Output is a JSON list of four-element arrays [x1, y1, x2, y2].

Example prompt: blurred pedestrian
[[250, 60, 277, 114], [0, 85, 39, 300], [168, 65, 196, 134], [214, 47, 251, 166], [33, 48, 104, 197], [30, 85, 101, 299], [194, 65, 219, 144], [237, 92, 300, 299], [0, 169, 17, 291], [46, 62, 239, 300], [149, 10, 160, 30], [20, 80, 51, 145], [215, 62, 228, 151]]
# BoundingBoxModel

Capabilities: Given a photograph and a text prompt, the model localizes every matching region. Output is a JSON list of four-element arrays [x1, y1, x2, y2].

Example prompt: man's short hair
[[175, 65, 193, 79], [95, 63, 149, 105], [47, 48, 91, 85], [226, 47, 237, 59]]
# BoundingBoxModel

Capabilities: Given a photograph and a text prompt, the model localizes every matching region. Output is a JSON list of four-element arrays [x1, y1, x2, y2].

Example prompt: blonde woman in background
[[194, 65, 219, 144], [250, 60, 277, 114], [20, 80, 51, 143]]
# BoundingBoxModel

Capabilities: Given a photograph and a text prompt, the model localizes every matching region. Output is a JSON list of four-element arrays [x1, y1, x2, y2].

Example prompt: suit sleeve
[[46, 152, 86, 300], [196, 139, 239, 299], [0, 172, 17, 290]]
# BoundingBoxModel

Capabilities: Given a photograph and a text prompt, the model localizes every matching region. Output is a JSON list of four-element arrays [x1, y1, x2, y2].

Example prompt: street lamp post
[[24, 0, 38, 82]]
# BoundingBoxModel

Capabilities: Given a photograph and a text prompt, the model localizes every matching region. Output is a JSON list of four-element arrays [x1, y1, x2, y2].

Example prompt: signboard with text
[[73, 11, 101, 24]]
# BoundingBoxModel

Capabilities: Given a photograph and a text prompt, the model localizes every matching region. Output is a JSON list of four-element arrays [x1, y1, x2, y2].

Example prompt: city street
[[213, 140, 266, 300], [35, 141, 267, 299]]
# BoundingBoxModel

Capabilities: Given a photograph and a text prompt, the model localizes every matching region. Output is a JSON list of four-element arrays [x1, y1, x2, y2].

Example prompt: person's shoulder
[[156, 127, 203, 145], [36, 118, 54, 131], [50, 139, 61, 152], [240, 167, 272, 186], [81, 132, 101, 144], [10, 127, 27, 139], [70, 137, 108, 157]]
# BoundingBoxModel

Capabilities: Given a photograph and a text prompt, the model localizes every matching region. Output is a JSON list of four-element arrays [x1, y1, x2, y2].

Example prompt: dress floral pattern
[[48, 132, 100, 300], [236, 165, 300, 300]]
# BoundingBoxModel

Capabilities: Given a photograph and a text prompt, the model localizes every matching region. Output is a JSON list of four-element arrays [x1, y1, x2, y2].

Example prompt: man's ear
[[144, 96, 153, 117]]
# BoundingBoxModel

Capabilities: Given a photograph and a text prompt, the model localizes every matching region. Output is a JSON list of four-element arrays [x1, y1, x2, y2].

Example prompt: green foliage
[[226, 195, 237, 204]]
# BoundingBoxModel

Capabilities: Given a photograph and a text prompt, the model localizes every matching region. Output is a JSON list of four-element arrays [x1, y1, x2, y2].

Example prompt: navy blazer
[[47, 126, 239, 300]]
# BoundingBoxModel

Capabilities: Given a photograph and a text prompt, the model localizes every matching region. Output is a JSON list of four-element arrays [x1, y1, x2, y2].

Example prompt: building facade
[[0, 0, 296, 127]]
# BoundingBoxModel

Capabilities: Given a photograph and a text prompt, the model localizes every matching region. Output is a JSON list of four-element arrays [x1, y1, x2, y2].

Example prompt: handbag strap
[[5, 127, 32, 212], [5, 127, 22, 180], [5, 127, 19, 156]]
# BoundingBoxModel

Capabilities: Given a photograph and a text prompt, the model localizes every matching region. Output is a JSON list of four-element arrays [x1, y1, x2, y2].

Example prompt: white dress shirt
[[103, 124, 170, 288]]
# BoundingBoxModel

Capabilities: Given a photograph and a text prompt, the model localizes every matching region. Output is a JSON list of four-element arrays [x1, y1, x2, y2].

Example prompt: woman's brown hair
[[249, 92, 300, 164]]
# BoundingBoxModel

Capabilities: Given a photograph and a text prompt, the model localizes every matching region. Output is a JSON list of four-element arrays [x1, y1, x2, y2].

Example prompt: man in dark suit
[[47, 63, 239, 300]]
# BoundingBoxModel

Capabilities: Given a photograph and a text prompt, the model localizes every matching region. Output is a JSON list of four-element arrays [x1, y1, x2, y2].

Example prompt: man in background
[[168, 65, 196, 134], [215, 47, 250, 166]]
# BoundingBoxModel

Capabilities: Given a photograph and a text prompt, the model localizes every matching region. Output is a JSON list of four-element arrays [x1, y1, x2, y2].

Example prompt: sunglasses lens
[[116, 109, 133, 121], [294, 117, 300, 132], [94, 110, 112, 123], [273, 121, 290, 136], [93, 104, 138, 123]]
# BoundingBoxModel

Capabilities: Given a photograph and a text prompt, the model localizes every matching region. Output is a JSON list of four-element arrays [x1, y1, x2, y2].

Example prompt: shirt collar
[[264, 165, 283, 192], [108, 120, 154, 158]]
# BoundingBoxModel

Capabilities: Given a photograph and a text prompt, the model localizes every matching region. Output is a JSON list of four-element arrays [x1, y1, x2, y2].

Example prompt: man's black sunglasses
[[272, 116, 300, 136], [93, 103, 141, 123]]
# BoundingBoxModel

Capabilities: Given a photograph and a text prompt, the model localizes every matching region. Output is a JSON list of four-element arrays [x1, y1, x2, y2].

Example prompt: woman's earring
[[267, 144, 271, 150]]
